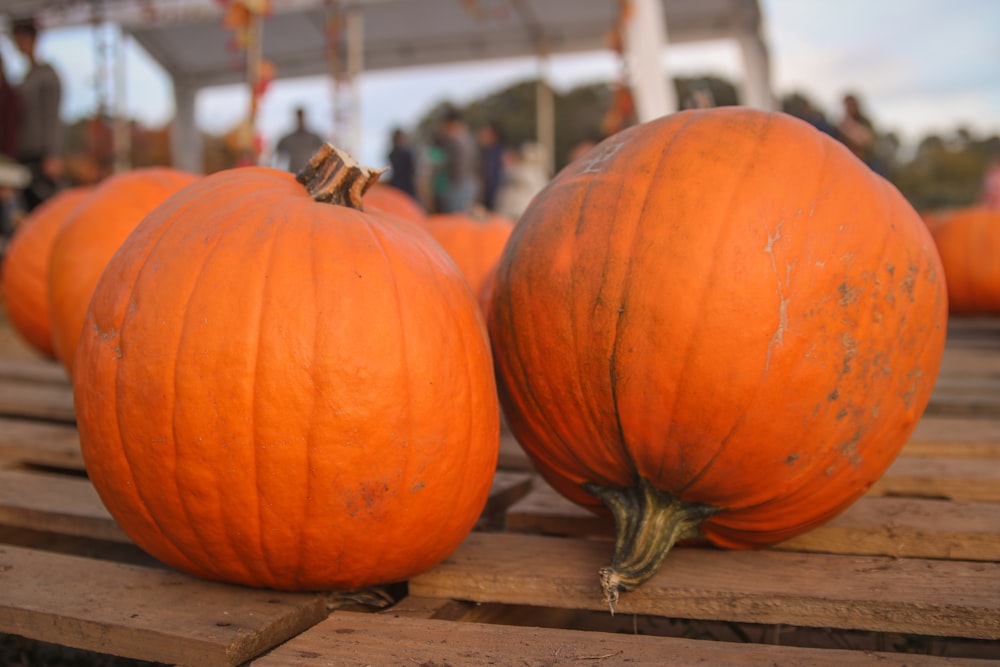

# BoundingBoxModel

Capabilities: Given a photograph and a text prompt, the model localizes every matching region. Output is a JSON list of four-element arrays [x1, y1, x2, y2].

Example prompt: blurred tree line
[[408, 75, 998, 213], [59, 75, 997, 213]]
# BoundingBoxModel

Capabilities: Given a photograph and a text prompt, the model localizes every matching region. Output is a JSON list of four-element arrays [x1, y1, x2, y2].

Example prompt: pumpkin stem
[[581, 477, 719, 614], [296, 143, 385, 209]]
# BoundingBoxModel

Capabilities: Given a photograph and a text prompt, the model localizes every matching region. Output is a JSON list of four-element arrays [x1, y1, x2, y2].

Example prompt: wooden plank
[[0, 417, 83, 469], [250, 612, 999, 667], [910, 415, 1000, 449], [497, 432, 533, 471], [871, 457, 1000, 502], [409, 533, 1000, 640], [0, 468, 126, 543], [905, 441, 1000, 459], [771, 496, 1000, 561], [0, 380, 75, 423], [506, 483, 1000, 561], [0, 544, 327, 666], [484, 470, 534, 515], [0, 359, 69, 386]]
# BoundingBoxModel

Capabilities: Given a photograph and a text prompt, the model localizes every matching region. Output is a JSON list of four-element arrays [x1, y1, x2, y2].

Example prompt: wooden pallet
[[1, 318, 999, 666]]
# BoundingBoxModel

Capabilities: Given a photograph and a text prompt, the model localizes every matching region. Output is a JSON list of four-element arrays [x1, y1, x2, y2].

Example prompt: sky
[[1, 0, 998, 169]]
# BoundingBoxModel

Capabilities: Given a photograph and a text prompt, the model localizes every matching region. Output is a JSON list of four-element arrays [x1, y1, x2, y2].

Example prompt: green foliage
[[893, 131, 1000, 211]]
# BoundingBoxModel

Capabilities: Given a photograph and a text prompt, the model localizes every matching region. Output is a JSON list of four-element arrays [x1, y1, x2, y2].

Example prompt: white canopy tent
[[1, 0, 773, 172]]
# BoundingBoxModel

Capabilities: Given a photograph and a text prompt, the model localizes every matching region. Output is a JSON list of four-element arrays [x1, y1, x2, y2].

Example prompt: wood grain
[[506, 482, 1000, 561], [0, 380, 75, 423], [0, 416, 83, 469], [0, 468, 126, 542], [0, 544, 327, 666], [250, 611, 998, 667], [871, 456, 1000, 502], [0, 359, 69, 385], [409, 532, 1000, 639]]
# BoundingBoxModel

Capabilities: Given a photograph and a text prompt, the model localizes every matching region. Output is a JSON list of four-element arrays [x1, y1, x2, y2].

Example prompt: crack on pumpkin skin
[[763, 222, 787, 374]]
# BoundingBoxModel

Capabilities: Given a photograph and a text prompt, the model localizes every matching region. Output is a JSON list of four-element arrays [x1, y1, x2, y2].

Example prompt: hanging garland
[[601, 0, 637, 136], [216, 0, 276, 165]]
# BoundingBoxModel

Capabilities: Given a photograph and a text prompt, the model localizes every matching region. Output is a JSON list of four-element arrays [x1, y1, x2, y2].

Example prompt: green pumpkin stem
[[581, 477, 720, 614], [296, 143, 384, 209]]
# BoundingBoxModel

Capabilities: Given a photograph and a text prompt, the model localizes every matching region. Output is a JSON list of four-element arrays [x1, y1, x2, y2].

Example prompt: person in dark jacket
[[387, 128, 417, 200], [478, 121, 505, 212], [12, 17, 64, 212], [0, 51, 22, 244]]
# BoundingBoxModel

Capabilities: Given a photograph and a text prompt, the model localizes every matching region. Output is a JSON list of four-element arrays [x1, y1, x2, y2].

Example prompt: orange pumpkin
[[1, 187, 91, 358], [74, 146, 499, 591], [488, 108, 947, 609], [48, 167, 198, 373], [364, 183, 426, 225], [424, 211, 514, 299], [930, 206, 1000, 314]]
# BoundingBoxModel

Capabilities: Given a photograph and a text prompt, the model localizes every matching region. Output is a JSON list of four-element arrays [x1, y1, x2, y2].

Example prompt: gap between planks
[[248, 610, 999, 667]]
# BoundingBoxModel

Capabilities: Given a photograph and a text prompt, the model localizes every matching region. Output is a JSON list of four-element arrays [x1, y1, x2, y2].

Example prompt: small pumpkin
[[364, 183, 426, 225], [930, 206, 1000, 314], [1, 187, 91, 358], [74, 145, 499, 591], [488, 108, 947, 609], [424, 211, 514, 299], [48, 167, 198, 372]]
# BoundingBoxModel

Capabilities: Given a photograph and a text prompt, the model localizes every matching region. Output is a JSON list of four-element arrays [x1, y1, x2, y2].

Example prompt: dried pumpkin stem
[[295, 143, 385, 209], [581, 477, 720, 614]]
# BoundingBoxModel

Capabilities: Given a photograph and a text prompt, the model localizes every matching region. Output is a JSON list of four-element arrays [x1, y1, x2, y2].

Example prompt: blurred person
[[387, 127, 417, 199], [786, 96, 839, 139], [838, 93, 876, 166], [437, 108, 479, 213], [477, 120, 505, 211], [12, 17, 64, 212], [0, 50, 22, 246], [274, 106, 324, 173]]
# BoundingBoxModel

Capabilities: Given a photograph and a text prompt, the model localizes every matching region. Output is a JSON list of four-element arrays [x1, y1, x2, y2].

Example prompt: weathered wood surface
[[250, 611, 998, 667], [871, 456, 1000, 502], [0, 359, 69, 386], [0, 379, 75, 423], [0, 416, 83, 469], [409, 532, 1000, 640], [0, 544, 328, 666], [0, 468, 125, 542], [505, 481, 1000, 561], [0, 466, 533, 546]]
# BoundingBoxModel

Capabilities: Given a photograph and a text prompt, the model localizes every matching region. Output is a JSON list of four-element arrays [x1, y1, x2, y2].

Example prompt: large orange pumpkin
[[424, 211, 514, 299], [488, 108, 947, 609], [1, 187, 91, 358], [74, 145, 499, 591], [48, 167, 198, 373], [364, 183, 426, 225], [930, 206, 1000, 314]]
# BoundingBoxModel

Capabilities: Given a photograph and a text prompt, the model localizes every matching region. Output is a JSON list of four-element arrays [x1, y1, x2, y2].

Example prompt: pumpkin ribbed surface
[[930, 206, 1000, 314], [1, 187, 91, 357], [74, 149, 499, 591], [488, 108, 946, 606], [48, 168, 198, 373]]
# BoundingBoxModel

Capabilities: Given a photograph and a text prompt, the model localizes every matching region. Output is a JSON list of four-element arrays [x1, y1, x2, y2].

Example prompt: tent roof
[[1, 0, 765, 89]]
